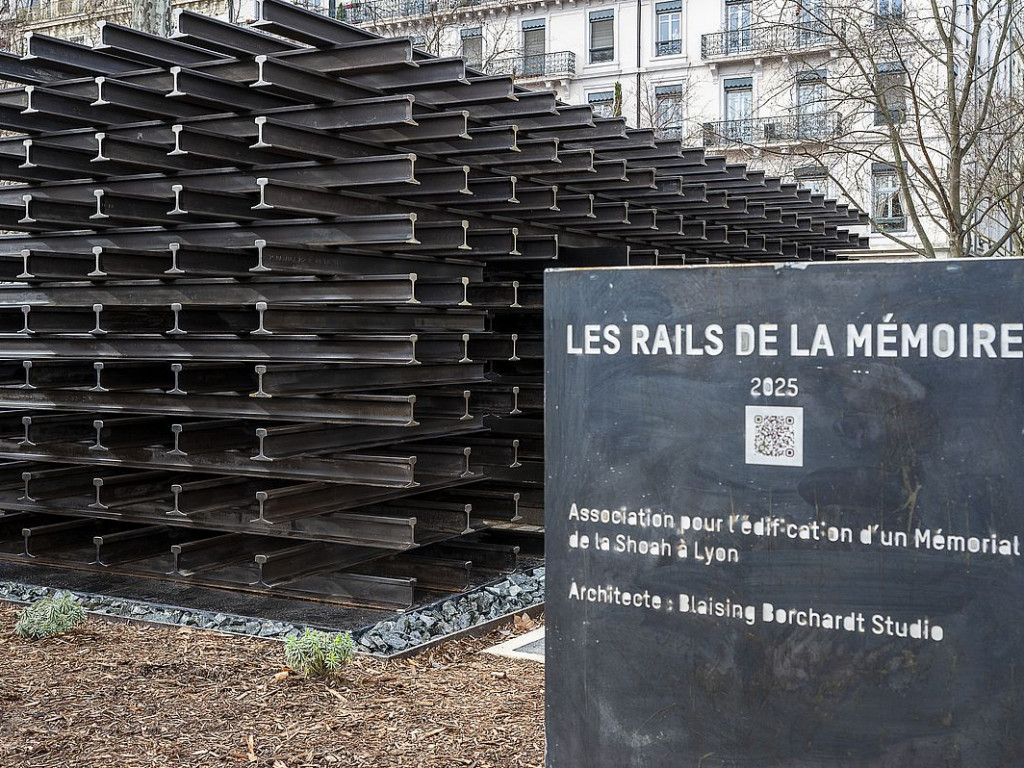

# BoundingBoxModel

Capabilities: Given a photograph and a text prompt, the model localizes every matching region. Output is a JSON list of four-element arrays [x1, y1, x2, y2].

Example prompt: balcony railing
[[874, 108, 906, 125], [345, 0, 491, 23], [19, 0, 335, 22], [702, 112, 841, 147], [873, 215, 907, 232], [15, 0, 126, 22], [293, 0, 338, 16], [486, 51, 576, 80], [655, 126, 683, 140], [700, 23, 841, 59], [874, 10, 906, 27], [655, 39, 682, 56]]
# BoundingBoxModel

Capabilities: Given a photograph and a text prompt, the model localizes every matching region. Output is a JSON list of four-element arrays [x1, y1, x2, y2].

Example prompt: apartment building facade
[[5, 0, 1020, 257], [8, 0, 230, 46], [348, 0, 1021, 257]]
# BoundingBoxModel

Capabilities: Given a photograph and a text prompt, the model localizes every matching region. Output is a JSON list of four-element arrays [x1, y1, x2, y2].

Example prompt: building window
[[654, 84, 684, 138], [522, 19, 546, 75], [588, 90, 615, 118], [796, 69, 830, 139], [722, 76, 753, 142], [461, 27, 483, 69], [875, 64, 906, 124], [795, 165, 830, 197], [725, 0, 752, 54], [589, 10, 614, 63], [876, 0, 903, 20], [797, 0, 825, 45], [872, 164, 907, 232], [655, 1, 682, 57]]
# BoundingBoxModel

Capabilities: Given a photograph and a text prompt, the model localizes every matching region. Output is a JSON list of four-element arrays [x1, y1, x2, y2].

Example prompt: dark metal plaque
[[544, 260, 1024, 768]]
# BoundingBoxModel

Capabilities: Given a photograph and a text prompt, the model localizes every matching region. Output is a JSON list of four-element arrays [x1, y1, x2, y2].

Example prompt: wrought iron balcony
[[655, 39, 682, 57], [292, 0, 338, 16], [15, 0, 126, 22], [874, 108, 906, 125], [874, 9, 906, 27], [486, 51, 576, 80], [702, 113, 841, 147], [20, 0, 337, 22], [345, 0, 492, 24], [873, 215, 907, 233], [700, 23, 839, 59]]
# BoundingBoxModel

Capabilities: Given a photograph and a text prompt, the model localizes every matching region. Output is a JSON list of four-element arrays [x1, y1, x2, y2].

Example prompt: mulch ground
[[0, 604, 545, 768]]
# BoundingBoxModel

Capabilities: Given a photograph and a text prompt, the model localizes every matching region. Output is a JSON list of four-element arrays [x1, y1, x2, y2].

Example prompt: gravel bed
[[0, 580, 300, 638], [0, 566, 546, 655], [356, 567, 545, 654]]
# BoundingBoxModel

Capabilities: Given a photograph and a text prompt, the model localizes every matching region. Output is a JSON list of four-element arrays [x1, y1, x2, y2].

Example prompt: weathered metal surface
[[0, 0, 867, 612], [545, 260, 1024, 767]]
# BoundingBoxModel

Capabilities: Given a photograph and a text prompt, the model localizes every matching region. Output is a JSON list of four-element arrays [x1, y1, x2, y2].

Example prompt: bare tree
[[130, 0, 170, 35], [346, 0, 464, 56], [754, 0, 1024, 258], [0, 0, 18, 53], [7, 0, 130, 48], [628, 72, 701, 141], [346, 0, 519, 70]]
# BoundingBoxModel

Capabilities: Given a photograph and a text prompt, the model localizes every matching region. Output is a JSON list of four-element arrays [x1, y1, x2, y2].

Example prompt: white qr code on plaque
[[745, 405, 804, 467]]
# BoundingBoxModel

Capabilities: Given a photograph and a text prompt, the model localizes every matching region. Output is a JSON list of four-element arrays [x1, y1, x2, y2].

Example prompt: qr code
[[745, 405, 804, 467]]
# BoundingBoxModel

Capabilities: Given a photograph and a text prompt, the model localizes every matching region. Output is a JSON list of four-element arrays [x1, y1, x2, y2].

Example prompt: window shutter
[[723, 76, 752, 90], [589, 11, 614, 61], [591, 21, 613, 49], [523, 20, 545, 58], [589, 21, 610, 47], [796, 69, 826, 82], [872, 161, 907, 172], [795, 165, 827, 178], [655, 83, 683, 97], [877, 61, 905, 74]]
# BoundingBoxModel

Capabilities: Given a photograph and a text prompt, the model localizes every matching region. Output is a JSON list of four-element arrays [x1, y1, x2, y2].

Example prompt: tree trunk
[[132, 0, 172, 37]]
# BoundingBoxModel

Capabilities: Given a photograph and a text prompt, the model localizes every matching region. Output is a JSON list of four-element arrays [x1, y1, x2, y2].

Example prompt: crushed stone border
[[0, 566, 545, 656]]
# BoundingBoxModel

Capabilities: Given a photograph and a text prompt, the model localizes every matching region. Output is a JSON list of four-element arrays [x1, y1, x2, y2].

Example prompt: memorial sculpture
[[0, 3, 866, 610]]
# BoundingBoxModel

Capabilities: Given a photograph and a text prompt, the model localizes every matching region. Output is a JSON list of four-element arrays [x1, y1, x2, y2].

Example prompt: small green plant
[[15, 593, 86, 640], [284, 629, 355, 680]]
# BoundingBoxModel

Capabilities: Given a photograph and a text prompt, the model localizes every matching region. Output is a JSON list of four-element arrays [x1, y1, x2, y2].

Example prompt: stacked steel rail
[[0, 1, 868, 609]]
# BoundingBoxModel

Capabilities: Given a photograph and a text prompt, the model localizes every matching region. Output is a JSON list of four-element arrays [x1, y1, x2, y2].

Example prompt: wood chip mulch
[[0, 604, 545, 768]]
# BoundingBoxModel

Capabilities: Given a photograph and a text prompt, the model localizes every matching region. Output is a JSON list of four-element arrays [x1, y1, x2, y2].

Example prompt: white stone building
[[345, 0, 1022, 257], [5, 0, 1021, 257]]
